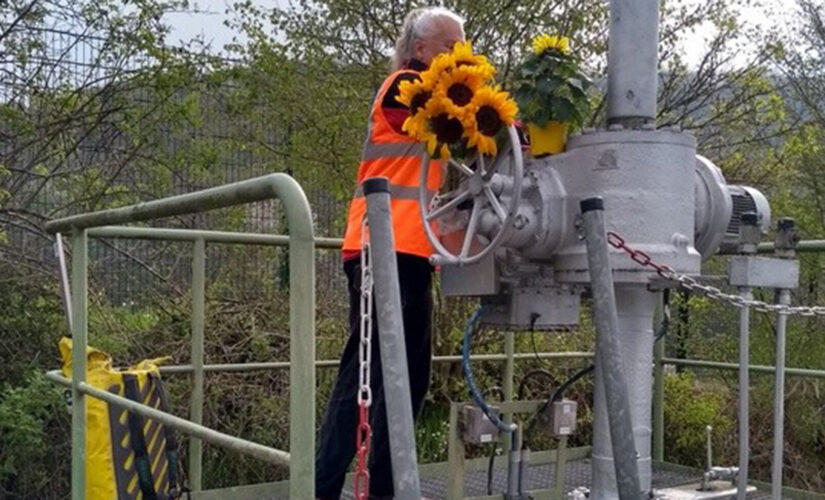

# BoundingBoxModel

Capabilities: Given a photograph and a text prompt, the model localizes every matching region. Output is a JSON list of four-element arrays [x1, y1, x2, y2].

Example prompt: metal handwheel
[[419, 124, 524, 266]]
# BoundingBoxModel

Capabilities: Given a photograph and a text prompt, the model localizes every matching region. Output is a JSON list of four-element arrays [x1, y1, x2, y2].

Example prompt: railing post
[[446, 403, 465, 500], [189, 238, 206, 492], [503, 330, 515, 454], [652, 291, 665, 462], [71, 230, 88, 500], [282, 180, 316, 498]]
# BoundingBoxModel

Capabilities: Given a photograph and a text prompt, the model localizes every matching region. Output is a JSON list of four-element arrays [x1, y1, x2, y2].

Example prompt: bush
[[0, 371, 70, 499], [663, 373, 732, 468]]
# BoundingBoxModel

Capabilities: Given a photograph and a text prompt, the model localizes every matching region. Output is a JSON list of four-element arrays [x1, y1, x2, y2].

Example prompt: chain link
[[354, 218, 374, 500], [606, 231, 825, 317]]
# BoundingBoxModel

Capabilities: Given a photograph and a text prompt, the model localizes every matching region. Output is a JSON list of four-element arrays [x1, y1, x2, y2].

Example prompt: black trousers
[[315, 253, 433, 499]]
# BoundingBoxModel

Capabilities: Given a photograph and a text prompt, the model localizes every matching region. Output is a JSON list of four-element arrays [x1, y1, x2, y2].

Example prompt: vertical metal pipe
[[553, 435, 569, 500], [280, 176, 317, 499], [363, 178, 422, 500], [771, 289, 791, 500], [189, 238, 206, 492], [706, 425, 713, 470], [71, 230, 88, 500], [446, 403, 465, 500], [580, 198, 643, 500], [55, 233, 74, 334], [503, 330, 515, 454], [518, 443, 530, 495], [737, 287, 752, 500], [607, 0, 660, 126], [507, 428, 521, 497], [652, 292, 665, 463]]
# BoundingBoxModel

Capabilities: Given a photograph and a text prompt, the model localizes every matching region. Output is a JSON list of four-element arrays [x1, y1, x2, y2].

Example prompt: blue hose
[[462, 307, 517, 433]]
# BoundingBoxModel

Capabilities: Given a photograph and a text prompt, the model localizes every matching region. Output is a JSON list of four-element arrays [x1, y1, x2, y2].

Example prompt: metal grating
[[329, 459, 775, 499]]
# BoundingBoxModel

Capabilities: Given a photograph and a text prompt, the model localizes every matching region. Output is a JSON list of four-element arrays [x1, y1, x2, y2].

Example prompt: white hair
[[391, 7, 465, 71]]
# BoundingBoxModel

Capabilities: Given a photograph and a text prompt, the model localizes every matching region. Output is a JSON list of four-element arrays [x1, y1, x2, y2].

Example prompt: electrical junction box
[[460, 405, 501, 445], [481, 285, 580, 331], [550, 399, 578, 436]]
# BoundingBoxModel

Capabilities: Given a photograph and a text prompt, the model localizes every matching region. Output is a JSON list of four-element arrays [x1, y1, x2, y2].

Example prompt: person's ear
[[413, 38, 426, 60]]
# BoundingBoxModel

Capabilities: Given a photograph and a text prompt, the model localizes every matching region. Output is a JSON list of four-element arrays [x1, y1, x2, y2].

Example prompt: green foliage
[[0, 372, 69, 497], [663, 373, 732, 468], [513, 47, 592, 128]]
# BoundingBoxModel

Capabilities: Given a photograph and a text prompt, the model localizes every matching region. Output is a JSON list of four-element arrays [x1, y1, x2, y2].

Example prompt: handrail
[[45, 173, 316, 499], [662, 357, 825, 379], [758, 240, 825, 253], [87, 225, 343, 247], [157, 352, 596, 374]]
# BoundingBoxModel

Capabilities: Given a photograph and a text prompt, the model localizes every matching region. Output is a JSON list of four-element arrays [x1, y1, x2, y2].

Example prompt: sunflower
[[465, 87, 518, 156], [452, 41, 496, 79], [423, 97, 466, 159], [425, 51, 458, 78], [532, 33, 571, 56], [402, 108, 431, 142], [433, 65, 487, 114], [397, 78, 434, 116]]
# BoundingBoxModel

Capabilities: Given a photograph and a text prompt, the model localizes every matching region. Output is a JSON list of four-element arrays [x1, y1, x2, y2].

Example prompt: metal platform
[[333, 459, 770, 500]]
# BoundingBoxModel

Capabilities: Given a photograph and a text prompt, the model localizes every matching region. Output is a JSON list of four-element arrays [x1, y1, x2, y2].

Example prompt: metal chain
[[354, 218, 373, 500], [606, 231, 825, 316]]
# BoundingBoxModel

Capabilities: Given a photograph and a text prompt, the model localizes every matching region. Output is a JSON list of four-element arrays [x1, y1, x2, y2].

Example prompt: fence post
[[71, 230, 88, 500], [189, 238, 206, 491]]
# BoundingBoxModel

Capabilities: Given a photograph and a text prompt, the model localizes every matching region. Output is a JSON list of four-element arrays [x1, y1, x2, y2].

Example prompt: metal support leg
[[504, 330, 515, 454], [581, 198, 643, 500], [71, 230, 88, 500], [553, 435, 569, 500], [447, 403, 465, 500], [771, 289, 791, 500], [363, 178, 422, 500], [189, 238, 206, 492], [652, 292, 665, 463], [737, 287, 752, 500], [506, 427, 521, 499]]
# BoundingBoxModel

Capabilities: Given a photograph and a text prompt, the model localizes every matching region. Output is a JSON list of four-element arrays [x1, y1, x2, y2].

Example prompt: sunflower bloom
[[397, 79, 434, 116], [465, 87, 518, 156], [433, 65, 488, 115], [451, 41, 496, 79], [532, 33, 571, 56], [402, 109, 432, 142], [426, 51, 458, 77], [424, 97, 465, 159]]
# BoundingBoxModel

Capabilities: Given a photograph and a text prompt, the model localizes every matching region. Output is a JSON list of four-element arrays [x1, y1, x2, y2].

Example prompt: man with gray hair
[[315, 6, 464, 500]]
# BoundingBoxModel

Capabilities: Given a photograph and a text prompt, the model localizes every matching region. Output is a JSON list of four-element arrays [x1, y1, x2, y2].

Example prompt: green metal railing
[[44, 174, 825, 500], [44, 174, 318, 500]]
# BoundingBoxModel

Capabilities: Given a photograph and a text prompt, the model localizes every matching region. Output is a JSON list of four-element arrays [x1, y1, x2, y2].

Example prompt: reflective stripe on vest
[[341, 69, 442, 258], [362, 142, 426, 161]]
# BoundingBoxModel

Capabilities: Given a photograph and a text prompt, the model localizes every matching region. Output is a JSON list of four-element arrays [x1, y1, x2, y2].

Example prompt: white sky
[[164, 0, 785, 67]]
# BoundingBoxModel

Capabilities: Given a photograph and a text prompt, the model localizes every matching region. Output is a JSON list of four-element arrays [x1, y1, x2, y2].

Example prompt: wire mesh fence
[[1, 22, 349, 314]]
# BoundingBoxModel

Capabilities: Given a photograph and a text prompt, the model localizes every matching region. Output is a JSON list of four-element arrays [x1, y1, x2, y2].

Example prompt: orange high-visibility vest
[[342, 70, 442, 258]]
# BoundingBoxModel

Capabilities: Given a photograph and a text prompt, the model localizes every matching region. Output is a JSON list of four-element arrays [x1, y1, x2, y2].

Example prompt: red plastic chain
[[353, 402, 371, 500], [606, 231, 677, 279]]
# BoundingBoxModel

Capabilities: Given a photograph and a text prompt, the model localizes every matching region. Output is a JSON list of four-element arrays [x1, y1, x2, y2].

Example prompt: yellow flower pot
[[528, 121, 569, 156]]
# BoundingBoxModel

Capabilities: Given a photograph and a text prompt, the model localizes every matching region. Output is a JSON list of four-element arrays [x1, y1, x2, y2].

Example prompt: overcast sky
[[164, 0, 782, 68]]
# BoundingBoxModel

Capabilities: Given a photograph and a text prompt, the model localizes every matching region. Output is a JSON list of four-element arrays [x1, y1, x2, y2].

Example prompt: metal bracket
[[728, 256, 799, 289]]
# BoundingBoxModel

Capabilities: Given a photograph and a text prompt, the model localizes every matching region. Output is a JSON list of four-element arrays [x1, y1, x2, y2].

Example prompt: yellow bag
[[59, 337, 182, 500]]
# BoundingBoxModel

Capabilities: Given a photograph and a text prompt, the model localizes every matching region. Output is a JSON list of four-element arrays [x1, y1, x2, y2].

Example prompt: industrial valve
[[419, 124, 524, 266]]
